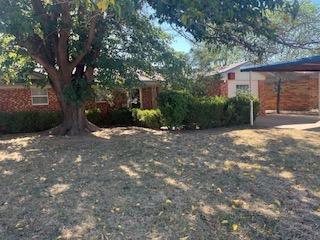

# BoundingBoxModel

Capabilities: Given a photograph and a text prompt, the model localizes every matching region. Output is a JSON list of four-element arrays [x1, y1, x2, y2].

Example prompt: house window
[[31, 88, 49, 105], [236, 84, 250, 94], [228, 72, 236, 80]]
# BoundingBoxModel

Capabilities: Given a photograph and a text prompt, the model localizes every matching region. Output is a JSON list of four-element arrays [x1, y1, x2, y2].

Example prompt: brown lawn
[[0, 127, 320, 239]]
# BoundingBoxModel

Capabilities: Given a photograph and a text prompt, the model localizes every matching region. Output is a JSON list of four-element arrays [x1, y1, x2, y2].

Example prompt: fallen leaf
[[221, 220, 228, 224], [232, 224, 238, 231]]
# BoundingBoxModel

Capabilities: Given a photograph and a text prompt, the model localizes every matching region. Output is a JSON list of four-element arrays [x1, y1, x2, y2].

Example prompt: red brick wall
[[141, 87, 153, 109], [206, 80, 228, 97], [258, 80, 266, 115], [0, 87, 60, 112], [264, 78, 319, 111], [0, 86, 110, 114]]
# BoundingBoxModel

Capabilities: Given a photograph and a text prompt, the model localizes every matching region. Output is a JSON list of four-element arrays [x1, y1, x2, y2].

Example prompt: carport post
[[249, 71, 254, 126]]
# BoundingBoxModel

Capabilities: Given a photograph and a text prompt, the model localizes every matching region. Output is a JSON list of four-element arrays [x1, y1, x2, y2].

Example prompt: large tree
[[0, 0, 294, 135]]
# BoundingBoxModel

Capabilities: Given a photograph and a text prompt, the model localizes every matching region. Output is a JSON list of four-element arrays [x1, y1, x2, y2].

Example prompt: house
[[0, 72, 162, 114], [204, 62, 267, 114]]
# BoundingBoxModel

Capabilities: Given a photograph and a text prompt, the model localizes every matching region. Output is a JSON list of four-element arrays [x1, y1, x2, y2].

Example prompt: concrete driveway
[[254, 114, 320, 132]]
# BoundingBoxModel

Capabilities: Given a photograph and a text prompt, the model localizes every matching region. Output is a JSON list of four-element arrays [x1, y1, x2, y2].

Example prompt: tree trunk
[[50, 83, 100, 136]]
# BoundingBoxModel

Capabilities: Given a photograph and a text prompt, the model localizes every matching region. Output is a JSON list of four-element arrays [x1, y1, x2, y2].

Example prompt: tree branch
[[57, 0, 72, 67], [70, 13, 99, 70]]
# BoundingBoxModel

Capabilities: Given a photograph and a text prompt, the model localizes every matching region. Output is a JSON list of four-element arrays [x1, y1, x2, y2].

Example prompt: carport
[[241, 56, 320, 126]]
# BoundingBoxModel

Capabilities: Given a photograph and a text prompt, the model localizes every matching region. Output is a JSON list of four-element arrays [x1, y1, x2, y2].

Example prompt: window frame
[[235, 84, 250, 94], [227, 72, 236, 80], [31, 88, 49, 106]]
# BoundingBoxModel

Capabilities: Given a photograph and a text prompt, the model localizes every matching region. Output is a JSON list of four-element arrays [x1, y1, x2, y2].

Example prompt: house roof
[[1, 70, 164, 87], [204, 61, 249, 76], [137, 71, 165, 82], [241, 56, 320, 72]]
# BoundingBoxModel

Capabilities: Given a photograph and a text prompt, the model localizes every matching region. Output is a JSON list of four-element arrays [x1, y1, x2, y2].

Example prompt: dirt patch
[[0, 127, 320, 239]]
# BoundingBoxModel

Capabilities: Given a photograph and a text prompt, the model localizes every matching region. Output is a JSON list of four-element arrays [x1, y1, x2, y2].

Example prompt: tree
[[189, 44, 246, 72], [0, 0, 293, 135]]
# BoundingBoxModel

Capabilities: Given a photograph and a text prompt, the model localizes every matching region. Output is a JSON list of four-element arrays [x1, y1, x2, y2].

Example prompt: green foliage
[[226, 94, 260, 125], [157, 90, 191, 128], [132, 108, 162, 129], [184, 96, 228, 129], [158, 90, 260, 129], [0, 111, 61, 134], [63, 78, 94, 106], [148, 0, 295, 54], [85, 108, 104, 126], [190, 44, 246, 72], [108, 108, 134, 126]]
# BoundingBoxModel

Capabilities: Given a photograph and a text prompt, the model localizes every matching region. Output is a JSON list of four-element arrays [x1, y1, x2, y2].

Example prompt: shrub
[[226, 94, 260, 125], [0, 111, 61, 134], [132, 109, 162, 129], [86, 108, 104, 126], [157, 90, 260, 130], [108, 107, 134, 125], [157, 90, 191, 128]]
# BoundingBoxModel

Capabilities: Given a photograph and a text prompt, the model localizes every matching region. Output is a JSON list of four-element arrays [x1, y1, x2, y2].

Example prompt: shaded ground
[[0, 127, 320, 239], [255, 114, 320, 132]]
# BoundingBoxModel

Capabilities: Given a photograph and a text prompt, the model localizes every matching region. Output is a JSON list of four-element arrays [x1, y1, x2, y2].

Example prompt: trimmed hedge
[[157, 90, 191, 129], [158, 90, 260, 129], [0, 111, 61, 134], [132, 108, 162, 129], [86, 108, 105, 126], [108, 107, 134, 126]]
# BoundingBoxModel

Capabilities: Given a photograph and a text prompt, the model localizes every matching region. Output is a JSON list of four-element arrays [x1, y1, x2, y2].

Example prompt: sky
[[167, 0, 320, 53]]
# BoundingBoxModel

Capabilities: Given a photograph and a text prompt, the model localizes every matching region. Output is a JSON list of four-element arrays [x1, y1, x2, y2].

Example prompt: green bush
[[86, 108, 104, 126], [157, 90, 191, 128], [184, 96, 227, 129], [0, 111, 61, 134], [226, 94, 260, 125], [108, 107, 134, 125], [157, 90, 260, 129], [132, 108, 162, 129]]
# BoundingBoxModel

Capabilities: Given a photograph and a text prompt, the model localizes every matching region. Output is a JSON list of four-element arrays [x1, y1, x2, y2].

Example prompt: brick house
[[204, 62, 267, 114], [0, 72, 162, 114], [264, 72, 319, 112]]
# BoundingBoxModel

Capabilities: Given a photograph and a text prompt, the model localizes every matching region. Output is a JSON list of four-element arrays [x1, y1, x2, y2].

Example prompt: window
[[228, 72, 236, 80], [31, 88, 48, 105], [236, 84, 249, 94]]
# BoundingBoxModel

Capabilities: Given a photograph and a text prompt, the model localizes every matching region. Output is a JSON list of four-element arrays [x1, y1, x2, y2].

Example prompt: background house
[[205, 62, 267, 114], [0, 72, 162, 114]]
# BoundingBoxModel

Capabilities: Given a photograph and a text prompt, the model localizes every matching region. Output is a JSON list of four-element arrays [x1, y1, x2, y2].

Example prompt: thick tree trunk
[[50, 83, 100, 136]]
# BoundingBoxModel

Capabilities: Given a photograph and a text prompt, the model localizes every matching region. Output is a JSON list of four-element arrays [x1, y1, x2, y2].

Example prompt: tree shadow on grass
[[0, 127, 319, 239]]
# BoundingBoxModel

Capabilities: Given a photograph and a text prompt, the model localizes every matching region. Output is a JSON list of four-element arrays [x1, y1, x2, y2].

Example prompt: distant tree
[[189, 44, 246, 72], [0, 0, 294, 135]]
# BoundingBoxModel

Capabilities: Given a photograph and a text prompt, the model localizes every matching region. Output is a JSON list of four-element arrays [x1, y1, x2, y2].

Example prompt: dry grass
[[0, 127, 320, 239]]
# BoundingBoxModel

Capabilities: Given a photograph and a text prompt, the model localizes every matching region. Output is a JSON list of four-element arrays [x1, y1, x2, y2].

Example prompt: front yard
[[0, 127, 320, 239]]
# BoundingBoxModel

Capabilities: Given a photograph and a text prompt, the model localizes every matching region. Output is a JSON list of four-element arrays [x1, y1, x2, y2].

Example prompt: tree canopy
[[0, 0, 296, 134]]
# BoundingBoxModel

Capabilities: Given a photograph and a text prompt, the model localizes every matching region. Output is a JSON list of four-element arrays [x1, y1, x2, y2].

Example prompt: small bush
[[184, 96, 227, 129], [226, 94, 260, 125], [86, 108, 104, 126], [108, 107, 134, 125], [158, 90, 191, 129], [0, 111, 61, 134], [132, 109, 162, 129]]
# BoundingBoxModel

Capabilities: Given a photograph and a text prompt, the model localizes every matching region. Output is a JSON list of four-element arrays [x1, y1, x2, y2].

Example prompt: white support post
[[318, 72, 320, 117], [249, 71, 254, 126]]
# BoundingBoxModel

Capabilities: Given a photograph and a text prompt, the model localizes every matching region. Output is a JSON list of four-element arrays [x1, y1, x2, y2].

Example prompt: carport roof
[[241, 55, 320, 72]]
